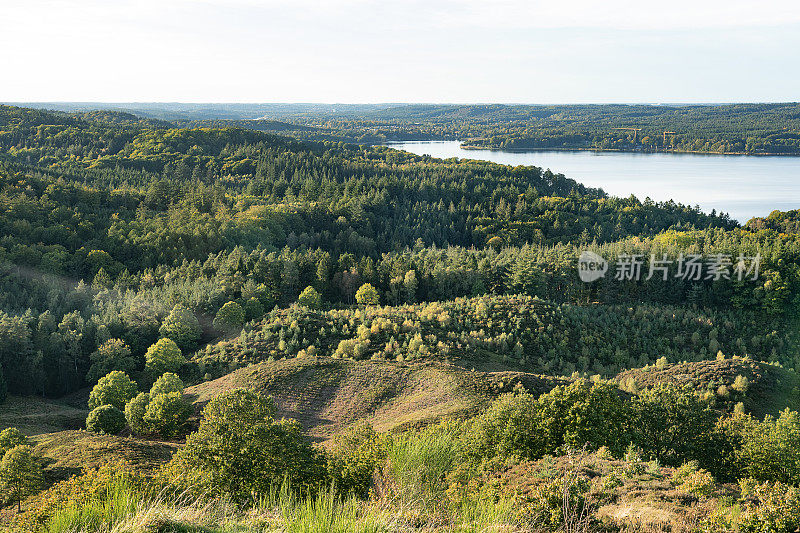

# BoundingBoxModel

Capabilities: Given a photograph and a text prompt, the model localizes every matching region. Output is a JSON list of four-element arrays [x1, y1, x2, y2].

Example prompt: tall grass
[[45, 475, 391, 533], [272, 483, 390, 533], [382, 423, 462, 509], [45, 477, 140, 533]]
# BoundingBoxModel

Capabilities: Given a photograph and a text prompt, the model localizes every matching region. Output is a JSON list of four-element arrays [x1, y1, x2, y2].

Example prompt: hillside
[[0, 396, 87, 436], [187, 356, 568, 440], [32, 431, 178, 480], [617, 358, 800, 417]]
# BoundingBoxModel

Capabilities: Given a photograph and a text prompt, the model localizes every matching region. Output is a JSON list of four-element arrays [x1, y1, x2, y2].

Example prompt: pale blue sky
[[2, 0, 799, 103]]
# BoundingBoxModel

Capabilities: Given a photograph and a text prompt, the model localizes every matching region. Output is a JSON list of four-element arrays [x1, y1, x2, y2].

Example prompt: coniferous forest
[[2, 102, 800, 532]]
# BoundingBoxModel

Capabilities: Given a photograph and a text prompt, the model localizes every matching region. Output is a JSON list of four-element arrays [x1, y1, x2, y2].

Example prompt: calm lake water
[[387, 141, 800, 223]]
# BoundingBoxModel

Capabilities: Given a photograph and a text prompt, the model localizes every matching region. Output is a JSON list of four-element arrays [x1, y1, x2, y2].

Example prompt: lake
[[386, 141, 800, 223]]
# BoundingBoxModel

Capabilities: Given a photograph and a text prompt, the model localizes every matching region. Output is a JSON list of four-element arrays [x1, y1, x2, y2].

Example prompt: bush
[[88, 371, 138, 410], [466, 388, 541, 461], [149, 372, 184, 396], [327, 424, 386, 497], [213, 301, 245, 332], [525, 474, 591, 531], [671, 460, 701, 485], [124, 392, 151, 435], [144, 339, 186, 379], [735, 480, 800, 532], [678, 468, 715, 498], [143, 392, 192, 438], [159, 304, 202, 351], [355, 283, 380, 306], [297, 286, 322, 310], [737, 409, 800, 485], [164, 389, 325, 503], [86, 405, 126, 434]]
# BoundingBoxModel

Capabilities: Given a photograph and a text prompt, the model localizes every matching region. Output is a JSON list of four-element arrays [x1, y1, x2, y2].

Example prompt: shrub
[[88, 371, 138, 410], [143, 392, 192, 438], [678, 468, 715, 498], [737, 409, 800, 485], [165, 389, 325, 503], [159, 304, 202, 351], [144, 339, 186, 379], [149, 372, 184, 396], [629, 384, 718, 466], [213, 301, 245, 332], [327, 424, 386, 497], [244, 297, 265, 320], [86, 405, 126, 435], [735, 480, 800, 532], [297, 286, 322, 310], [466, 388, 541, 461], [124, 392, 151, 435], [355, 284, 380, 306], [525, 474, 591, 531], [672, 460, 701, 485]]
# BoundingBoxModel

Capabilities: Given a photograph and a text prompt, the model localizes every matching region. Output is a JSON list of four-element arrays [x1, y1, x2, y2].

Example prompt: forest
[[1, 104, 800, 532], [17, 101, 800, 154]]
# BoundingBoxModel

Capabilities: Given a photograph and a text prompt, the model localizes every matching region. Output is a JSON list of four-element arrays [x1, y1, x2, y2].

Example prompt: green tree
[[144, 339, 186, 378], [124, 392, 151, 435], [159, 304, 202, 351], [737, 409, 800, 485], [86, 405, 126, 435], [0, 445, 43, 511], [143, 392, 192, 438], [150, 372, 184, 396], [244, 297, 264, 321], [355, 283, 380, 306], [87, 339, 137, 383], [0, 428, 28, 457], [297, 286, 322, 310], [466, 387, 542, 461], [213, 301, 245, 332], [536, 380, 629, 456], [169, 389, 325, 503], [88, 371, 138, 410], [629, 384, 718, 466]]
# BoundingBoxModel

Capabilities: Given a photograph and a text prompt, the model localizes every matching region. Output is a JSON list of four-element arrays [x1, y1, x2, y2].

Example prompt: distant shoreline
[[385, 140, 799, 157], [458, 144, 800, 157]]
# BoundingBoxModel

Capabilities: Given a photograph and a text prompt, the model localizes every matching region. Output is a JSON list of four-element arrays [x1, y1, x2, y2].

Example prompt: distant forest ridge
[[7, 101, 799, 155]]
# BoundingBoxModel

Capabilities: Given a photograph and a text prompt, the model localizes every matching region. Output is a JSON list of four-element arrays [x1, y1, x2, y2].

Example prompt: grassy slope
[[32, 431, 178, 477], [617, 358, 800, 418], [187, 356, 569, 441], [0, 396, 88, 436]]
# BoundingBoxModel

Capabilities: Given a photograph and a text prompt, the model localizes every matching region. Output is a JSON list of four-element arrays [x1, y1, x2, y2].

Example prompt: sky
[[2, 0, 800, 103]]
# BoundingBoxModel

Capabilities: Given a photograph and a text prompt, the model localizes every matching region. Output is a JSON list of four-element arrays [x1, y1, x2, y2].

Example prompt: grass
[[0, 396, 87, 436], [31, 431, 179, 486], [186, 356, 566, 442], [42, 476, 393, 533]]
